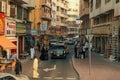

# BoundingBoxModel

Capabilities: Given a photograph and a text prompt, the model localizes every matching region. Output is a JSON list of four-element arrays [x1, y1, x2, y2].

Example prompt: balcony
[[41, 13, 51, 21], [56, 12, 68, 18], [80, 7, 89, 19], [10, 0, 27, 4], [41, 1, 51, 8], [56, 21, 67, 27], [23, 0, 35, 10]]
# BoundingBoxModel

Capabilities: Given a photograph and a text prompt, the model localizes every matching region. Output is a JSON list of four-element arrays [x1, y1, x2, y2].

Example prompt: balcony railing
[[10, 0, 27, 4], [80, 7, 89, 18], [42, 13, 51, 20], [42, 1, 51, 8]]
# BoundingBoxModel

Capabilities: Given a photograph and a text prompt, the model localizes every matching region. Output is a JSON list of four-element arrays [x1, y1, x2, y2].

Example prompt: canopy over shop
[[0, 36, 16, 59]]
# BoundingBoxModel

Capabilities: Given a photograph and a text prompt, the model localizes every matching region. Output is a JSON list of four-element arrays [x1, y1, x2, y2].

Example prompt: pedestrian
[[2, 49, 7, 58], [85, 41, 89, 57], [33, 56, 39, 78], [14, 59, 22, 75], [30, 46, 35, 59], [37, 42, 40, 52], [74, 41, 78, 58]]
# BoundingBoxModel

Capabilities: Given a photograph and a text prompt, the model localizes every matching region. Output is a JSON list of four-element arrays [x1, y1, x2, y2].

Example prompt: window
[[96, 0, 101, 9], [116, 0, 119, 3], [17, 6, 22, 20], [90, 0, 93, 12], [105, 0, 111, 4], [10, 4, 16, 18], [23, 9, 29, 21]]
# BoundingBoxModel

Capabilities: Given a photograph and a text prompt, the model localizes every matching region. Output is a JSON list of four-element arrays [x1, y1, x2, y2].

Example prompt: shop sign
[[16, 23, 26, 34], [0, 12, 5, 35], [41, 21, 47, 31], [5, 19, 16, 36]]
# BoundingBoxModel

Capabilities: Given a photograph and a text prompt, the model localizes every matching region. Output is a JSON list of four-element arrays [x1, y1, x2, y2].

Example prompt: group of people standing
[[74, 39, 89, 59]]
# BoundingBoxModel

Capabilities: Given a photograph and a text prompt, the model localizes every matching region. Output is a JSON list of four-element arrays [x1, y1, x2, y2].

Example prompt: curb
[[71, 56, 80, 80]]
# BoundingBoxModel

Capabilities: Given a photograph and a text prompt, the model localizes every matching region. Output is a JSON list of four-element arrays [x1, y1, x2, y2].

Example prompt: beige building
[[90, 0, 120, 59], [79, 0, 90, 36], [67, 0, 80, 35], [56, 0, 68, 36], [30, 0, 52, 35]]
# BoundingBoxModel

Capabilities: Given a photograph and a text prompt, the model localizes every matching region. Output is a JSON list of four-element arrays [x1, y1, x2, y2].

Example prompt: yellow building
[[30, 0, 52, 36]]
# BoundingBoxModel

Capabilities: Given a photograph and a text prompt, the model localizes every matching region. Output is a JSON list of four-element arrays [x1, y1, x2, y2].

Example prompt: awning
[[0, 36, 16, 49]]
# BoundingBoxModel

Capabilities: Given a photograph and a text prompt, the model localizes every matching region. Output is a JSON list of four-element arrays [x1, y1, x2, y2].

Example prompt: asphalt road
[[38, 45, 79, 80]]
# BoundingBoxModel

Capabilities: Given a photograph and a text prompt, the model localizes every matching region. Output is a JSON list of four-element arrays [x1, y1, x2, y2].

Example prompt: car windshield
[[53, 45, 65, 49]]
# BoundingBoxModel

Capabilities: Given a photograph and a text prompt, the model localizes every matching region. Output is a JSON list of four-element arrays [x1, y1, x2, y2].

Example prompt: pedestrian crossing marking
[[43, 77, 52, 79], [67, 77, 76, 80], [54, 77, 64, 79], [43, 77, 77, 80]]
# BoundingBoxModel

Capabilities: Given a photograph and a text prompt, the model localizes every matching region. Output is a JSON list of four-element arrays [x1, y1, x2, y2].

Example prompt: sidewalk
[[72, 53, 120, 80]]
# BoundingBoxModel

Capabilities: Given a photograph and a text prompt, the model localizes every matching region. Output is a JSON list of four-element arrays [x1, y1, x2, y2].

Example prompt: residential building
[[90, 0, 120, 59], [30, 0, 52, 47], [67, 0, 80, 35], [0, 0, 35, 59], [56, 0, 68, 37], [79, 0, 90, 37], [50, 0, 57, 36]]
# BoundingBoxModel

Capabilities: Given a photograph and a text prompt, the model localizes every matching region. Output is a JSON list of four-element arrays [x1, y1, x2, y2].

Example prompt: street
[[37, 45, 79, 80]]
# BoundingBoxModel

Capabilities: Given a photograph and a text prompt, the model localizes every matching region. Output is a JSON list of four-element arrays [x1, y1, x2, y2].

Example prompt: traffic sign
[[85, 35, 93, 42]]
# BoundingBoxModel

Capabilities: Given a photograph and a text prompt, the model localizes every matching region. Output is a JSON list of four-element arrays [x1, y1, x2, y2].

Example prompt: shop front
[[92, 25, 111, 57], [0, 13, 17, 59], [0, 36, 16, 59], [5, 18, 17, 55], [16, 22, 26, 57]]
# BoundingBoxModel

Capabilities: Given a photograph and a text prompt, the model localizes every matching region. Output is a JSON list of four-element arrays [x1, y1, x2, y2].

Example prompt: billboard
[[5, 18, 16, 36], [41, 21, 47, 31], [0, 12, 5, 35]]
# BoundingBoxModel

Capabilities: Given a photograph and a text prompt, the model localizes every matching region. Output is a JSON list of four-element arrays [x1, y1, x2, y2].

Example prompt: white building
[[67, 0, 80, 35]]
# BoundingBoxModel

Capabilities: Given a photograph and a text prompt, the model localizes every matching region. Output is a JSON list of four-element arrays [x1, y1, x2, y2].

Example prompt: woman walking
[[33, 56, 39, 78]]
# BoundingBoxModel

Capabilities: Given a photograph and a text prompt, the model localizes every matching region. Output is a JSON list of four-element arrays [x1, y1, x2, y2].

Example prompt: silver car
[[50, 44, 69, 59], [0, 73, 30, 80]]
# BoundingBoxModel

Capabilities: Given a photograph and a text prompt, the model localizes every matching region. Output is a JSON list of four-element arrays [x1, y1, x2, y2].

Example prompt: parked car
[[49, 39, 58, 47], [65, 40, 75, 45], [50, 44, 69, 59], [0, 73, 30, 80]]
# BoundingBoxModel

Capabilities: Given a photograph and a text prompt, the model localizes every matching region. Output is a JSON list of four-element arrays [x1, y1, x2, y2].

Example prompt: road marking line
[[67, 77, 76, 80], [54, 77, 64, 79], [43, 77, 52, 79]]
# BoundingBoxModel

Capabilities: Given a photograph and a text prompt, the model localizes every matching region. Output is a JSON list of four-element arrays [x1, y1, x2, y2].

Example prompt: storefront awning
[[0, 36, 16, 49]]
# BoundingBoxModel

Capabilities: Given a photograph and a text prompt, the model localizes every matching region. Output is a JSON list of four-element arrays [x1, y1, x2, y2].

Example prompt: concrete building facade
[[0, 0, 35, 59], [79, 0, 90, 36], [67, 0, 80, 35], [90, 0, 120, 59], [56, 0, 68, 36]]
